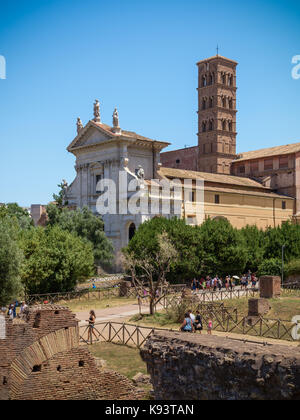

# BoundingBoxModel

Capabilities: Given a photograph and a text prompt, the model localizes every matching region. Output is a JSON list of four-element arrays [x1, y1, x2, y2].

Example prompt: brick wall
[[0, 305, 142, 400], [160, 146, 198, 171]]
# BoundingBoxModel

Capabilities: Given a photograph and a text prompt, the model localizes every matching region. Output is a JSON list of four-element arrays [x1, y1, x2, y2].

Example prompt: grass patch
[[89, 342, 147, 380], [129, 312, 179, 330], [58, 296, 137, 312], [223, 294, 300, 321]]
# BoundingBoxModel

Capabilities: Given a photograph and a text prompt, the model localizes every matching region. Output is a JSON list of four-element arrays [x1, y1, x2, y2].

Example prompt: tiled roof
[[233, 142, 300, 163], [158, 167, 270, 190]]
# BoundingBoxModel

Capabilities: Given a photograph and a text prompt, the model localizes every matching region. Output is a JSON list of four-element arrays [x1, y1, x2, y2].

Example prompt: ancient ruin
[[0, 305, 142, 400], [141, 330, 300, 400], [260, 276, 282, 299]]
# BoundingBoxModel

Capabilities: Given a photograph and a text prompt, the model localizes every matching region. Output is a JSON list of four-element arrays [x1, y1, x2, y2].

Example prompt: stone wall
[[0, 305, 142, 400], [141, 331, 300, 400]]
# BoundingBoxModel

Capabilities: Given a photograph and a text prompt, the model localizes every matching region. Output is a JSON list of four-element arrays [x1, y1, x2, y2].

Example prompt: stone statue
[[136, 165, 145, 180], [77, 117, 83, 134], [93, 99, 101, 123], [113, 108, 119, 128]]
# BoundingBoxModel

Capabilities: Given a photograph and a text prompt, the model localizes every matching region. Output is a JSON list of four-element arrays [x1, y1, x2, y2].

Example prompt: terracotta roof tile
[[233, 142, 300, 162], [159, 167, 269, 190]]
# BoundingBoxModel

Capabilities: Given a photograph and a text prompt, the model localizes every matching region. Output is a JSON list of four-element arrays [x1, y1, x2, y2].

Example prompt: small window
[[3, 377, 7, 385], [176, 159, 180, 164], [215, 195, 220, 204], [191, 191, 196, 203], [57, 366, 62, 372], [79, 360, 85, 367], [238, 166, 245, 174], [54, 311, 59, 315], [264, 159, 273, 171], [282, 201, 286, 210], [32, 365, 42, 373], [279, 156, 289, 169]]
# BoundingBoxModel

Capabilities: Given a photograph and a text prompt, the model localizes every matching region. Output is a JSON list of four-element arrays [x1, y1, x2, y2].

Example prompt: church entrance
[[128, 223, 136, 242]]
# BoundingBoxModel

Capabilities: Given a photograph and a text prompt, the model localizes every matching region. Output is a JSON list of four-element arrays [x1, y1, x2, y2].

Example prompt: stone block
[[259, 276, 281, 299], [248, 298, 270, 317]]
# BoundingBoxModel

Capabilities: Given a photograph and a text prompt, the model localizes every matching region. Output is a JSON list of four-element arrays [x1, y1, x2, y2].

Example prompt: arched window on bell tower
[[222, 96, 227, 108], [202, 98, 206, 110], [209, 97, 213, 108], [202, 121, 207, 132], [222, 120, 227, 131], [209, 120, 214, 131]]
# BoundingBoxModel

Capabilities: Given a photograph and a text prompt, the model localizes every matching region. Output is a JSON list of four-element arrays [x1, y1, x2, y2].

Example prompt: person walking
[[87, 310, 99, 344]]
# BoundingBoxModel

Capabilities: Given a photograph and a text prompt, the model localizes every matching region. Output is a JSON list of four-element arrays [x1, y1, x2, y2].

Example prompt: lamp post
[[282, 244, 286, 286]]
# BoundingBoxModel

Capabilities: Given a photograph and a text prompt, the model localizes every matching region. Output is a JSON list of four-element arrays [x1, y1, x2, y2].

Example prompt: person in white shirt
[[188, 310, 196, 324]]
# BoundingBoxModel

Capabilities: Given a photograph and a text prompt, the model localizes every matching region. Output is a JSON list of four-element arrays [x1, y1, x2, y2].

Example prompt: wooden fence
[[79, 316, 299, 349], [161, 288, 259, 309], [79, 321, 164, 348]]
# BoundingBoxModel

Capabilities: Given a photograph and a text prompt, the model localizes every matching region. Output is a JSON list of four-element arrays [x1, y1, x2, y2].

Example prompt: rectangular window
[[186, 216, 196, 226], [279, 156, 289, 169], [282, 201, 286, 210], [250, 161, 259, 173], [215, 194, 220, 204], [264, 158, 273, 171]]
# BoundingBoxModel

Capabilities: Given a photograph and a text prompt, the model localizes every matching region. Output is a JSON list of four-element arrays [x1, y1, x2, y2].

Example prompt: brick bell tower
[[197, 55, 238, 174]]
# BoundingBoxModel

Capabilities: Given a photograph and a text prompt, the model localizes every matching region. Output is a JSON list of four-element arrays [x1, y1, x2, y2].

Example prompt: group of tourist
[[0, 301, 28, 319], [180, 309, 212, 335], [190, 271, 258, 293]]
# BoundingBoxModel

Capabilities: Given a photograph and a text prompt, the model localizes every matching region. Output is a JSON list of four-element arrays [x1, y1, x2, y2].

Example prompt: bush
[[19, 226, 94, 295], [257, 258, 282, 277], [286, 259, 300, 277]]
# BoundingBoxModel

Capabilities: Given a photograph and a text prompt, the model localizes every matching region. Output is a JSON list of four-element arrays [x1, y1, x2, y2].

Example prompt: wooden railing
[[79, 321, 166, 348], [79, 316, 299, 349]]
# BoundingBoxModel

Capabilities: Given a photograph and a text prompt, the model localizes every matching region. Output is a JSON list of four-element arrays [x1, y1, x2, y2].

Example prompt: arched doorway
[[128, 223, 136, 242]]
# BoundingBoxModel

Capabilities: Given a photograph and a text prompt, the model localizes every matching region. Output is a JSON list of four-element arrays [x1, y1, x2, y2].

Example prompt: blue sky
[[0, 0, 299, 206]]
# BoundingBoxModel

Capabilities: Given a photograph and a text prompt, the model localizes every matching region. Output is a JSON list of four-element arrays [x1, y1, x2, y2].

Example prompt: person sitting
[[194, 311, 203, 334], [180, 313, 194, 333]]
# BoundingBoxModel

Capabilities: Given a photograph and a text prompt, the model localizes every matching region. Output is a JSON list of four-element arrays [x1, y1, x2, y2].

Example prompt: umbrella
[[233, 276, 240, 280]]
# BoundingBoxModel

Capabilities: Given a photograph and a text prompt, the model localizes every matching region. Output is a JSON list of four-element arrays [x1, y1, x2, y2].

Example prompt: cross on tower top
[[216, 45, 219, 56]]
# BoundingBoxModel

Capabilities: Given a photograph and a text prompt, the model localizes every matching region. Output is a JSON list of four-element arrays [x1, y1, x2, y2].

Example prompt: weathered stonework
[[0, 305, 142, 400], [248, 298, 271, 317], [260, 276, 282, 299], [141, 331, 300, 400]]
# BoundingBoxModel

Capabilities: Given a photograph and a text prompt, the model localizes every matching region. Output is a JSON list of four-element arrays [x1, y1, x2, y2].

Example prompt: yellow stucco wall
[[184, 189, 294, 229]]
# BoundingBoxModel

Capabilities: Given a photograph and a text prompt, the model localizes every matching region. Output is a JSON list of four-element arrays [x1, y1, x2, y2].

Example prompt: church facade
[[65, 55, 296, 267]]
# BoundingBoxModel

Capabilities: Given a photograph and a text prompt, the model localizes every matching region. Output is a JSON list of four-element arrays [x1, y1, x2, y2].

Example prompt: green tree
[[0, 218, 24, 305], [195, 218, 247, 277], [125, 217, 201, 283], [240, 225, 265, 272], [0, 203, 34, 230], [257, 258, 282, 277], [46, 205, 114, 267], [264, 222, 300, 263], [19, 226, 94, 295]]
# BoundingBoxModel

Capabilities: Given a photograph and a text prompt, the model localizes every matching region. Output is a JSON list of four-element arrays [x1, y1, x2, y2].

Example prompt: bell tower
[[197, 55, 238, 174]]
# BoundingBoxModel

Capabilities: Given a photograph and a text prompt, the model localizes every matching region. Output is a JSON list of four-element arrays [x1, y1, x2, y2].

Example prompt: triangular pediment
[[67, 121, 115, 151]]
